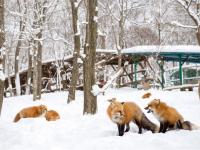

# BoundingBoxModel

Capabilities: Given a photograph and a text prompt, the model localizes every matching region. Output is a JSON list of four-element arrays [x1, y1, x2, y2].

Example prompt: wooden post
[[179, 55, 183, 85], [157, 59, 165, 89], [134, 61, 137, 88], [198, 81, 200, 100], [160, 60, 165, 89]]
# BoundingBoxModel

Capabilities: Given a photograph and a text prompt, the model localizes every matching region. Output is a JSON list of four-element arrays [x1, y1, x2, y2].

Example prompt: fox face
[[107, 98, 159, 135], [40, 105, 48, 111], [144, 99, 160, 114], [39, 105, 48, 116], [107, 98, 125, 124]]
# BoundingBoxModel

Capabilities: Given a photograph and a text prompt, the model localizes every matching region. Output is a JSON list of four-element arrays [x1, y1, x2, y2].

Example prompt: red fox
[[144, 99, 199, 133], [142, 92, 152, 99], [107, 98, 159, 136], [45, 110, 60, 121], [13, 105, 47, 122]]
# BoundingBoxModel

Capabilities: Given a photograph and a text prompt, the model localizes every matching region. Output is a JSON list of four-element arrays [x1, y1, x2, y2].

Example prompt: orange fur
[[107, 98, 158, 135], [107, 99, 143, 125], [45, 110, 60, 121], [13, 105, 47, 122], [145, 99, 183, 125], [142, 92, 152, 99], [145, 99, 200, 131]]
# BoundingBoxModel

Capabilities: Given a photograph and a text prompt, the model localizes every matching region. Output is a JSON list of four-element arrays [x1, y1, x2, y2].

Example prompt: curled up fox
[[13, 105, 60, 122], [13, 105, 48, 122], [145, 99, 200, 133], [107, 98, 159, 136]]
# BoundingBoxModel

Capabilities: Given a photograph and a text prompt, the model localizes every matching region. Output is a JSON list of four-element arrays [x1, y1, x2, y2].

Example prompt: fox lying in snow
[[13, 105, 48, 122], [45, 110, 60, 121], [107, 98, 159, 136], [142, 92, 152, 99], [144, 99, 199, 133]]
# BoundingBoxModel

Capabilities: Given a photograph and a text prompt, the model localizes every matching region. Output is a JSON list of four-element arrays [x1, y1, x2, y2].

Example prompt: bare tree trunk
[[32, 35, 42, 100], [67, 0, 81, 103], [14, 0, 27, 96], [0, 59, 4, 116], [196, 28, 200, 45], [15, 21, 25, 96], [6, 50, 13, 96], [0, 0, 5, 116], [99, 34, 106, 49], [25, 47, 32, 95], [83, 0, 98, 114], [33, 43, 39, 100], [197, 4, 200, 45], [116, 0, 125, 88], [32, 0, 46, 100], [36, 32, 42, 99]]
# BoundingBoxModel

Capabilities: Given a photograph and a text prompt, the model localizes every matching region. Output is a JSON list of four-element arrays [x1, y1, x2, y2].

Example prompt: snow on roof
[[96, 48, 117, 54], [122, 45, 200, 54], [97, 45, 200, 54]]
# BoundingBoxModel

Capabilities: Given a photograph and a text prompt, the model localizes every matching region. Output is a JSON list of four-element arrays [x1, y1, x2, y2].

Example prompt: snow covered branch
[[170, 21, 197, 29], [92, 61, 129, 96], [176, 0, 200, 26], [0, 64, 5, 81], [74, 0, 83, 9]]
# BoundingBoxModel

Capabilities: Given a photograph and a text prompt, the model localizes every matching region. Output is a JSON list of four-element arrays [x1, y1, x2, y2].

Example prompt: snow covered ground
[[1, 88, 200, 150]]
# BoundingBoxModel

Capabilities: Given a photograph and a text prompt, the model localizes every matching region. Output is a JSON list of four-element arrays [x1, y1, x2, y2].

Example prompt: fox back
[[45, 110, 60, 121], [13, 105, 47, 122], [145, 99, 183, 124], [142, 92, 152, 99]]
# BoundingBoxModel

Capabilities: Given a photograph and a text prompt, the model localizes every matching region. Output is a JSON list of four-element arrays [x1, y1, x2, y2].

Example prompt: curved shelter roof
[[121, 45, 200, 63]]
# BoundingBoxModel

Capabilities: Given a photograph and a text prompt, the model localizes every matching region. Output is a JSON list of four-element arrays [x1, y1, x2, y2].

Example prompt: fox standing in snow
[[107, 98, 159, 136], [45, 110, 60, 121], [144, 99, 199, 133], [13, 105, 48, 122]]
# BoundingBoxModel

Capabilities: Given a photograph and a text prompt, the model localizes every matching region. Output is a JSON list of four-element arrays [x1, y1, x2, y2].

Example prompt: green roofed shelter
[[97, 45, 200, 88]]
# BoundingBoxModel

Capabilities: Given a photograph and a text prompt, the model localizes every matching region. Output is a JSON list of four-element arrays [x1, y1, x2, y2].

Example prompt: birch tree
[[14, 0, 27, 96], [83, 0, 98, 114], [0, 0, 5, 115], [25, 45, 32, 95]]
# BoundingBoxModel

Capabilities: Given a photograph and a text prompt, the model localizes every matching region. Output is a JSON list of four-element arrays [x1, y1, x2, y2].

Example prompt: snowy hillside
[[1, 88, 200, 150]]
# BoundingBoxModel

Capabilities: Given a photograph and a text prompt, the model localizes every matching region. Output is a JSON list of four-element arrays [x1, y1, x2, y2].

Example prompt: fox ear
[[107, 98, 116, 103], [155, 99, 160, 104]]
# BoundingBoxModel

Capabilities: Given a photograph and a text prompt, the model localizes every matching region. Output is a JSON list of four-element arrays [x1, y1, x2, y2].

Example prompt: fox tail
[[141, 113, 159, 133], [182, 121, 200, 130], [13, 113, 21, 122]]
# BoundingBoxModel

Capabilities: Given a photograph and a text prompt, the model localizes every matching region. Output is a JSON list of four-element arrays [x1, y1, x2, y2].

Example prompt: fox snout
[[111, 113, 124, 123], [144, 106, 153, 113]]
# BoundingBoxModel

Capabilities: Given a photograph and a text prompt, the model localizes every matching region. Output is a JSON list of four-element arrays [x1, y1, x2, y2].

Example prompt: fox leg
[[125, 123, 130, 132], [159, 122, 164, 133], [176, 120, 183, 129], [135, 120, 142, 134], [117, 124, 125, 136], [162, 122, 169, 133]]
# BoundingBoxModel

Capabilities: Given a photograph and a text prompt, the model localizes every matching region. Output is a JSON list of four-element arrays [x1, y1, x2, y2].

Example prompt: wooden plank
[[163, 84, 198, 91]]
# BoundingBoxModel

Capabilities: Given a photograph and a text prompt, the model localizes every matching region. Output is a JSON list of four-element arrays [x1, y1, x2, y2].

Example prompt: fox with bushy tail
[[13, 105, 47, 122], [107, 98, 159, 136], [145, 99, 200, 133]]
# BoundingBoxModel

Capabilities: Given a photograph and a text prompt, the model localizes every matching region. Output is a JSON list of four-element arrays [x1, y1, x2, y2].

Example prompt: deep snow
[[0, 88, 200, 150]]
